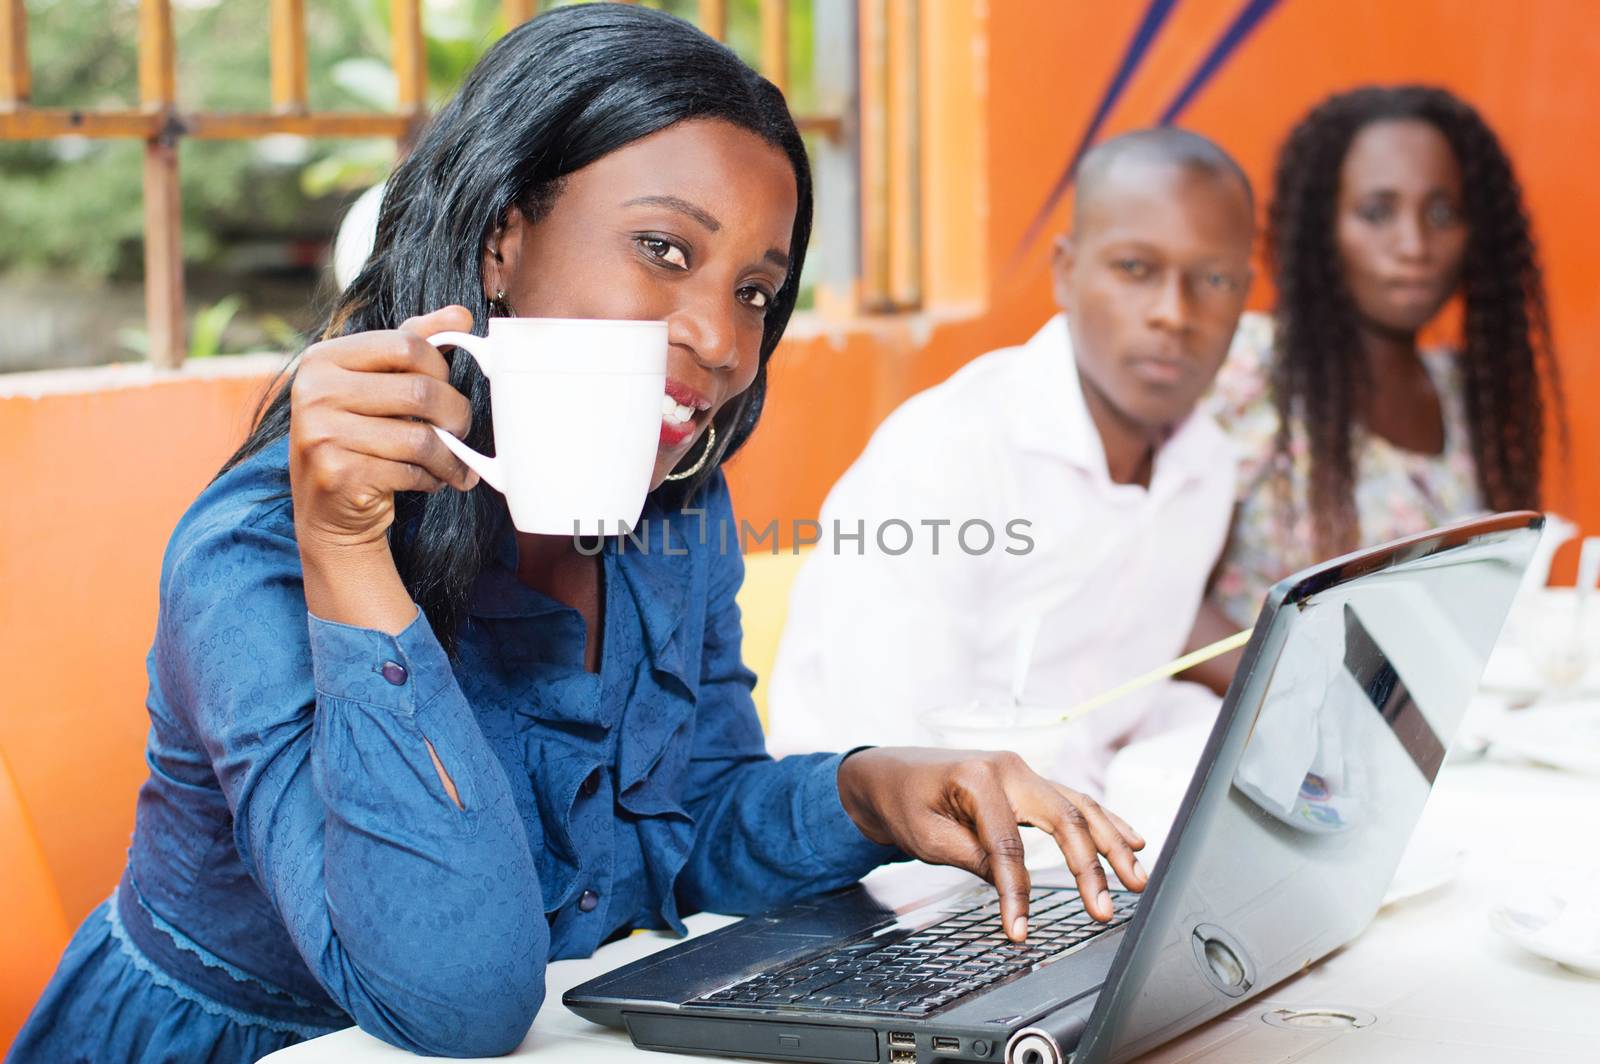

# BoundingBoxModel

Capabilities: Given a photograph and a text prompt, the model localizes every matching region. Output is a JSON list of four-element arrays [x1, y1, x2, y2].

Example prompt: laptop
[[566, 512, 1542, 1064]]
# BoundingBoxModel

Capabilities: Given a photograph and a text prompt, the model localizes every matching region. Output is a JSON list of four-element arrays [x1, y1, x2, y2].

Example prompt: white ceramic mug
[[427, 317, 668, 536]]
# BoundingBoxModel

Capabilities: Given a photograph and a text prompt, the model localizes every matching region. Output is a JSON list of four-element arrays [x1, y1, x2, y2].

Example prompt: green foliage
[[0, 0, 819, 282], [255, 312, 305, 352], [117, 294, 245, 360], [303, 0, 502, 198], [188, 294, 246, 359], [1, 0, 376, 279]]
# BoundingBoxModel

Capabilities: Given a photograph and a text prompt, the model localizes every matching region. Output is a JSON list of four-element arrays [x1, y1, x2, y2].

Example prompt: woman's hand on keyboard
[[835, 748, 1148, 941]]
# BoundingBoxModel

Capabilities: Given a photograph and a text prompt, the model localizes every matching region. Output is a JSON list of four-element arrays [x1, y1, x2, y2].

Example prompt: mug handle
[[426, 331, 504, 493]]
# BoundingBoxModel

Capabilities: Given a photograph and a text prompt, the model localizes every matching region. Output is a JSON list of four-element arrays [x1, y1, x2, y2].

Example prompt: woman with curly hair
[[1207, 84, 1563, 627]]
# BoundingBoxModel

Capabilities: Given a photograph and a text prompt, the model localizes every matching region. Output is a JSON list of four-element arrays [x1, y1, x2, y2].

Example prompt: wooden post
[[760, 0, 789, 94], [859, 0, 921, 312], [807, 0, 858, 315], [698, 0, 727, 42], [392, 0, 425, 116], [0, 0, 28, 109], [139, 0, 184, 369], [501, 0, 537, 31], [270, 0, 309, 113], [142, 142, 185, 370], [138, 0, 175, 108], [888, 0, 921, 309], [859, 0, 891, 311]]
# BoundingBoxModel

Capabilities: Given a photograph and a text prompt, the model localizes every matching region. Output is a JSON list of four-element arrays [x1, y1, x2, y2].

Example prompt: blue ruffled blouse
[[10, 438, 898, 1062]]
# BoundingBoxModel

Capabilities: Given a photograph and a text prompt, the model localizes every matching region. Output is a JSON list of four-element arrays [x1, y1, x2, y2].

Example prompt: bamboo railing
[[0, 0, 915, 369]]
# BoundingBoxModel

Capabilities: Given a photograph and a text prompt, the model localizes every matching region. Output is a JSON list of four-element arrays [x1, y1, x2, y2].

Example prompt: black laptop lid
[[1072, 513, 1542, 1064]]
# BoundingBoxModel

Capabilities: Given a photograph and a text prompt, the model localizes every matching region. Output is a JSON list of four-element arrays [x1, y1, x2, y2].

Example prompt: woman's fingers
[[1038, 784, 1144, 890], [1046, 782, 1145, 870], [1036, 792, 1114, 921], [957, 767, 1035, 941], [1098, 803, 1146, 852], [310, 306, 471, 379], [309, 329, 452, 380], [296, 425, 444, 499], [398, 305, 475, 346], [987, 769, 1145, 923], [334, 364, 474, 440], [1043, 795, 1135, 921], [289, 307, 484, 552], [323, 410, 477, 492], [831, 748, 1151, 942]]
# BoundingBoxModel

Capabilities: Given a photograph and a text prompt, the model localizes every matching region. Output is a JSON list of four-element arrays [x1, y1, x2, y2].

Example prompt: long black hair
[[221, 2, 812, 652], [1267, 84, 1561, 556]]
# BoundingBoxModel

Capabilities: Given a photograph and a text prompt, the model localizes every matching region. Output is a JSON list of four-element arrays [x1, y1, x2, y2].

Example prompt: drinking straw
[[1009, 614, 1043, 724], [1057, 628, 1254, 724]]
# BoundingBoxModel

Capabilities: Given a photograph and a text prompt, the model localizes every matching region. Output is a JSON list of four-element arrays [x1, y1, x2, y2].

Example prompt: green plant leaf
[[117, 326, 150, 357], [189, 295, 246, 360]]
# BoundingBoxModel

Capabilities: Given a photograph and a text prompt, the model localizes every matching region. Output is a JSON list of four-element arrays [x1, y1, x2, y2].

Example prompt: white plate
[[1382, 838, 1465, 908], [1477, 701, 1600, 775], [1490, 887, 1600, 978]]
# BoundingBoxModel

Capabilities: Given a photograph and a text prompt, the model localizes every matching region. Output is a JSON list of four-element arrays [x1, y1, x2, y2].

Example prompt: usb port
[[888, 1032, 916, 1047], [933, 1036, 960, 1051], [890, 1050, 916, 1064]]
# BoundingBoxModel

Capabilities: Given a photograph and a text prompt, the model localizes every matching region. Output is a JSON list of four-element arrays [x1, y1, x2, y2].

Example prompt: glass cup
[[1514, 587, 1599, 694]]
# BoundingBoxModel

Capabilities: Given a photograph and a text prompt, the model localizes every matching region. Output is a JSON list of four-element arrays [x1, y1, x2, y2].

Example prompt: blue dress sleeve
[[153, 483, 547, 1057], [673, 482, 904, 916]]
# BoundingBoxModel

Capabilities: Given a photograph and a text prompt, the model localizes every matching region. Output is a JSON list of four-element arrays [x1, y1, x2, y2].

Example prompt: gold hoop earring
[[661, 423, 717, 482], [489, 289, 516, 317]]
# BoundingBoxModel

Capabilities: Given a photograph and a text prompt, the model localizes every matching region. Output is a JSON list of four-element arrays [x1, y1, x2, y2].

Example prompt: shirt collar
[[1156, 386, 1231, 485], [1013, 313, 1231, 489], [1014, 314, 1104, 470]]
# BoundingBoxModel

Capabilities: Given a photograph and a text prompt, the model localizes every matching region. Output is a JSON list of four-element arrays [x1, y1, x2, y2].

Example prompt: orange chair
[[1, 747, 71, 1055]]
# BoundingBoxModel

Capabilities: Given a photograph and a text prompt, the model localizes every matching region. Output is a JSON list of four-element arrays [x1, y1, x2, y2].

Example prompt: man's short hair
[[1073, 127, 1254, 227]]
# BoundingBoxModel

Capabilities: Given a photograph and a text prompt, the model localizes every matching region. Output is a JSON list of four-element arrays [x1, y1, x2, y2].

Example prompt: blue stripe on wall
[[1011, 0, 1287, 265], [1013, 0, 1182, 259], [1159, 0, 1285, 124]]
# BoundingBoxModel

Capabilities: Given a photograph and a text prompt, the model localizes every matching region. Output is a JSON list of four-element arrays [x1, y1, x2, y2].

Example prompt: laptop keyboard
[[691, 887, 1139, 1017]]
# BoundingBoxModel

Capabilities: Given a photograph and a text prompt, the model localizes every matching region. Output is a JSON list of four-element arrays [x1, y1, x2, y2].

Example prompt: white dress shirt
[[767, 315, 1236, 794]]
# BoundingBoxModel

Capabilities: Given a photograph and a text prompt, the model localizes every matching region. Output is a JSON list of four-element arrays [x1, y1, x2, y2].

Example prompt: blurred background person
[[1207, 85, 1564, 628], [768, 130, 1255, 797]]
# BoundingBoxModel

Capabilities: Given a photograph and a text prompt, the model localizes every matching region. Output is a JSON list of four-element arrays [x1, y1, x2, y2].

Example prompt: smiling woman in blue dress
[[10, 6, 1145, 1061]]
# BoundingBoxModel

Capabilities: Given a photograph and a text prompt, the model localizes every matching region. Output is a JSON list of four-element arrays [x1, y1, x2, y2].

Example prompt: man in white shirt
[[768, 129, 1256, 794]]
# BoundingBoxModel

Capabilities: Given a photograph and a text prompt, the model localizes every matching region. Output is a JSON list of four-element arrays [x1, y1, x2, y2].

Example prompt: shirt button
[[578, 889, 600, 913], [380, 661, 408, 686], [581, 769, 601, 796]]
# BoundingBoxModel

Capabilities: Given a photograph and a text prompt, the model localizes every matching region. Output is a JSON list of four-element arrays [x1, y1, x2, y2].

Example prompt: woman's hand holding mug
[[288, 305, 479, 632]]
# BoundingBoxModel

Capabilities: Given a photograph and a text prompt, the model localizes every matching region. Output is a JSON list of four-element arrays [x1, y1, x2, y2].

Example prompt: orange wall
[[3, 0, 1598, 932]]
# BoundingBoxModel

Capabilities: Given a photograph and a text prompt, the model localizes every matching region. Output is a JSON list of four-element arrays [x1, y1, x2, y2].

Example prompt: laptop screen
[[1073, 516, 1540, 1064]]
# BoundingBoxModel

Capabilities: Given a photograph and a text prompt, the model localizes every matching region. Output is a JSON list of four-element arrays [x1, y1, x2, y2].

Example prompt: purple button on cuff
[[578, 889, 600, 913], [380, 660, 409, 686]]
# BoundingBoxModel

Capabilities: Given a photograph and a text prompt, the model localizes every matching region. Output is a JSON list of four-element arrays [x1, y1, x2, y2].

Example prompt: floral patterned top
[[1205, 312, 1483, 626]]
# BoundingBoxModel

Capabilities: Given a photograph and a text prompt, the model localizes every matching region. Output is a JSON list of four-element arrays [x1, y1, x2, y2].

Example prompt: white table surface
[[267, 689, 1600, 1063]]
